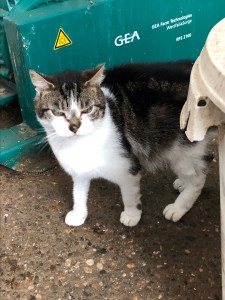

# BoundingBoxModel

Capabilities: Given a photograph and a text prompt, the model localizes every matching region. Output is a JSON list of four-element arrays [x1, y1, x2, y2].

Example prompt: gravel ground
[[0, 141, 222, 300]]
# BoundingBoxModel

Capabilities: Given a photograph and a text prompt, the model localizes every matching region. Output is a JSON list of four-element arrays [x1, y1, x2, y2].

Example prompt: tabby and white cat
[[30, 61, 212, 227]]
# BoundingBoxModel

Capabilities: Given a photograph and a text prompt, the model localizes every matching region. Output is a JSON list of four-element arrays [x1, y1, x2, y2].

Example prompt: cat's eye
[[58, 112, 66, 117], [42, 108, 50, 114], [40, 108, 50, 118], [82, 106, 93, 114], [53, 111, 66, 117]]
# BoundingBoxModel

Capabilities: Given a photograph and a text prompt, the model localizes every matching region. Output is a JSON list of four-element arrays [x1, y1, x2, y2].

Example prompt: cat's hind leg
[[163, 142, 208, 222]]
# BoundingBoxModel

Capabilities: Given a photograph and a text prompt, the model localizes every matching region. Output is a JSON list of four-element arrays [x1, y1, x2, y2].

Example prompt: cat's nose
[[69, 124, 79, 133], [69, 118, 81, 133]]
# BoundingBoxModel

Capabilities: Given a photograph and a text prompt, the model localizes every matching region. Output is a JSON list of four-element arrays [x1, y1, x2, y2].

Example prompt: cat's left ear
[[29, 70, 55, 94], [84, 64, 105, 86]]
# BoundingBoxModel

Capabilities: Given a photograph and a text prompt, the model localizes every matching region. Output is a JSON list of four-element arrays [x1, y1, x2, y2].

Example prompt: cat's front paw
[[163, 203, 187, 222], [65, 210, 87, 227], [120, 211, 141, 227]]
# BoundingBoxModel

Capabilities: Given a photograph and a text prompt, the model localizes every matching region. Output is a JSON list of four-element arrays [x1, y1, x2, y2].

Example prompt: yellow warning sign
[[54, 28, 72, 50]]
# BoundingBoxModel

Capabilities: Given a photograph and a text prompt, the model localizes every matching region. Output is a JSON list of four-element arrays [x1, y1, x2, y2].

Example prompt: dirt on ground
[[0, 141, 222, 300]]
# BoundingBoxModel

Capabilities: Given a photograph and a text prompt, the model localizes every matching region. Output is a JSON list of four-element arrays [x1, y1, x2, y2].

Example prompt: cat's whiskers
[[33, 127, 47, 134], [28, 127, 48, 153], [34, 130, 56, 154], [36, 141, 50, 155], [45, 132, 60, 144]]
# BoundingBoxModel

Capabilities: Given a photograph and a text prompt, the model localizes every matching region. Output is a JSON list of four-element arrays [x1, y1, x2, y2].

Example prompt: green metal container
[[4, 0, 225, 130]]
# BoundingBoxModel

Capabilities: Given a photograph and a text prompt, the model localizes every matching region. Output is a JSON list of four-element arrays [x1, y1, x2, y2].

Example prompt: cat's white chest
[[56, 136, 105, 175], [48, 122, 121, 178]]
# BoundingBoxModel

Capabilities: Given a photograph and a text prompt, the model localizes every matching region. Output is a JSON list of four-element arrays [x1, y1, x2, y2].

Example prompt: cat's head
[[29, 65, 105, 137]]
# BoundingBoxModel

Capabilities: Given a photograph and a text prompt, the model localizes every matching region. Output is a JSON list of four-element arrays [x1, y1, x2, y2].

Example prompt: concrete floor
[[0, 142, 222, 300]]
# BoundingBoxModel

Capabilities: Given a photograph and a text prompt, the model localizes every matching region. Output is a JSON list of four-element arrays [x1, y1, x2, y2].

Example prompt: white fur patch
[[101, 86, 116, 101], [65, 210, 87, 226], [70, 97, 81, 119], [51, 115, 74, 137]]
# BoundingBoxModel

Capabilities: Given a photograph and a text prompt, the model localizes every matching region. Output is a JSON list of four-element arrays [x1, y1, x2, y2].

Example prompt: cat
[[29, 61, 213, 227]]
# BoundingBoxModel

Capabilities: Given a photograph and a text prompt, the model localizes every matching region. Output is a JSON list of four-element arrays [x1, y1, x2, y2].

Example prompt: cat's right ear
[[84, 64, 105, 87], [29, 70, 54, 94]]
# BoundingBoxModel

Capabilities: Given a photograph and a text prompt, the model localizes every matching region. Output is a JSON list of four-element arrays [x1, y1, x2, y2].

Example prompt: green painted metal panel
[[0, 123, 40, 167], [4, 0, 225, 130], [0, 122, 55, 171]]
